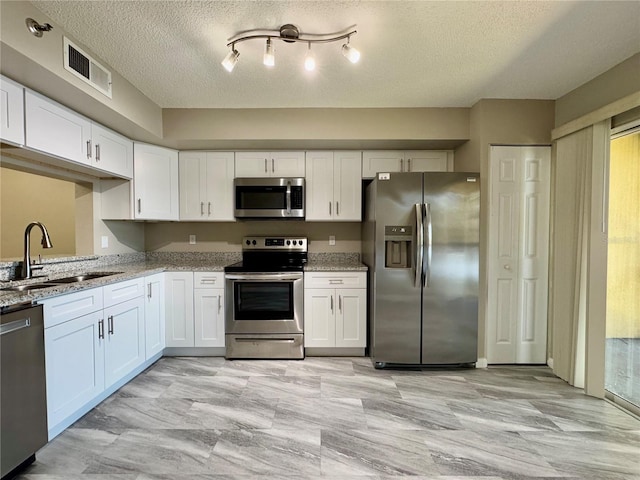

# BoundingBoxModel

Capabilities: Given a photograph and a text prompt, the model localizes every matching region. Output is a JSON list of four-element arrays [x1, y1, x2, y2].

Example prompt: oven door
[[225, 272, 303, 334]]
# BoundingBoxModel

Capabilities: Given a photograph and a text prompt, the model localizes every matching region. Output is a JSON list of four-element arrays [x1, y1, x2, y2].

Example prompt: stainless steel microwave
[[234, 177, 305, 219]]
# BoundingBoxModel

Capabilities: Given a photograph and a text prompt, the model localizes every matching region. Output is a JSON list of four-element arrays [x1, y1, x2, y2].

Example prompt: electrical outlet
[[101, 235, 109, 248], [189, 234, 196, 245], [329, 235, 336, 246]]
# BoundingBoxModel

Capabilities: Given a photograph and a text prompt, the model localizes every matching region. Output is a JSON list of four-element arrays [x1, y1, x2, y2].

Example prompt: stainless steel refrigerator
[[362, 172, 480, 368]]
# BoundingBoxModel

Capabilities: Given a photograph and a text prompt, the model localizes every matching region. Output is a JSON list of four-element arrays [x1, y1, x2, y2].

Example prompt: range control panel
[[242, 236, 307, 252]]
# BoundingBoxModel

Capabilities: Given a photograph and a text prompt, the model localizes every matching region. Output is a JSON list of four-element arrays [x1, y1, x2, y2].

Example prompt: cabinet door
[[235, 152, 270, 177], [145, 273, 166, 359], [133, 143, 179, 220], [25, 90, 92, 165], [91, 123, 133, 178], [205, 152, 235, 221], [404, 150, 450, 172], [0, 75, 24, 145], [335, 288, 367, 348], [305, 151, 334, 221], [194, 287, 225, 347], [165, 272, 194, 347], [272, 151, 305, 177], [334, 151, 362, 221], [362, 151, 403, 179], [179, 152, 206, 220], [104, 296, 145, 388], [44, 310, 105, 429], [304, 288, 335, 347]]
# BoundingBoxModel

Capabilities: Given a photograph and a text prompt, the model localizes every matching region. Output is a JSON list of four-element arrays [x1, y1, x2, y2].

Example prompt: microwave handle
[[286, 180, 292, 215]]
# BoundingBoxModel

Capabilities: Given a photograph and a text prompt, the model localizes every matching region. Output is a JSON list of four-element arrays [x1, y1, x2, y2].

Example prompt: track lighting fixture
[[221, 24, 359, 72]]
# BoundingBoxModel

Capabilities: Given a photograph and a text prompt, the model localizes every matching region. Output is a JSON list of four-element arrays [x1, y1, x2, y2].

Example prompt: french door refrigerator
[[362, 172, 480, 368]]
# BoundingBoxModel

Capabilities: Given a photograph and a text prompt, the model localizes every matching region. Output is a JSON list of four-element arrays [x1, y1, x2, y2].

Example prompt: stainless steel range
[[224, 236, 307, 359]]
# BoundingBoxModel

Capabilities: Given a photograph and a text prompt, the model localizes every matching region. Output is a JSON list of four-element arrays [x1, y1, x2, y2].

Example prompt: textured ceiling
[[30, 1, 640, 109]]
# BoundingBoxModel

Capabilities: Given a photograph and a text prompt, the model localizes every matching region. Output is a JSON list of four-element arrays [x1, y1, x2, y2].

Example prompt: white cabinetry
[[179, 151, 235, 221], [235, 151, 305, 177], [134, 143, 179, 220], [306, 151, 362, 221], [165, 271, 225, 349], [0, 75, 25, 145], [362, 150, 453, 178], [304, 272, 366, 351], [145, 273, 166, 359], [41, 277, 154, 439], [24, 90, 133, 178]]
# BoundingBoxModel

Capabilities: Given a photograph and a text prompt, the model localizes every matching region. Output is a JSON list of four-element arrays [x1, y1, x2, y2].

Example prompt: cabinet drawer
[[103, 277, 145, 307], [41, 287, 103, 328], [304, 272, 366, 289], [194, 272, 224, 288]]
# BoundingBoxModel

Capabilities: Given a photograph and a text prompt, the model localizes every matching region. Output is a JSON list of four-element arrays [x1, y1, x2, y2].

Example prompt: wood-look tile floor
[[17, 357, 640, 479]]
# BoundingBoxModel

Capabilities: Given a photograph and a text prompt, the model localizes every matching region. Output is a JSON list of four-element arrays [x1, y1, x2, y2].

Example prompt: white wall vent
[[63, 37, 112, 98]]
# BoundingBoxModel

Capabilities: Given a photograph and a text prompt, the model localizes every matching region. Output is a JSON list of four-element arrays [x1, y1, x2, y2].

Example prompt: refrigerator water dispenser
[[384, 226, 412, 268]]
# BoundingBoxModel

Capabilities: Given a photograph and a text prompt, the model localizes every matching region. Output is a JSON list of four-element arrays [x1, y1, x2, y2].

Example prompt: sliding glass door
[[605, 128, 640, 409]]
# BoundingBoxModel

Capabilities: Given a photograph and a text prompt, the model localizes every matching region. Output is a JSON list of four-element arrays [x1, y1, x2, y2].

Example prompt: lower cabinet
[[104, 296, 145, 388], [144, 273, 166, 359], [304, 272, 367, 350], [165, 271, 225, 348]]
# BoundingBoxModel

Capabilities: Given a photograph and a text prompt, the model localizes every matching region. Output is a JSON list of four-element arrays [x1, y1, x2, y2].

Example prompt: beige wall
[[145, 221, 361, 254], [0, 165, 76, 259], [0, 1, 163, 141], [555, 53, 640, 127]]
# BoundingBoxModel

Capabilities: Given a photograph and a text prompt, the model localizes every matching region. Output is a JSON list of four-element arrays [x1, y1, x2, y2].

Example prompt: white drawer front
[[40, 287, 104, 328], [103, 277, 145, 307], [194, 272, 224, 288], [304, 272, 366, 289]]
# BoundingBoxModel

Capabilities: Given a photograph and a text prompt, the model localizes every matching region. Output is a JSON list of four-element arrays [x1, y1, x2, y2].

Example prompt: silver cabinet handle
[[329, 202, 332, 215], [201, 202, 204, 215], [336, 202, 340, 216], [339, 295, 342, 312], [407, 158, 411, 172], [400, 158, 403, 171], [208, 202, 212, 215], [218, 296, 222, 314], [137, 198, 142, 214], [96, 143, 101, 162], [329, 279, 343, 285], [86, 140, 92, 159], [264, 158, 268, 173], [148, 283, 152, 298], [0, 317, 30, 336], [108, 315, 114, 335], [330, 295, 334, 313], [98, 319, 104, 339], [272, 158, 275, 173]]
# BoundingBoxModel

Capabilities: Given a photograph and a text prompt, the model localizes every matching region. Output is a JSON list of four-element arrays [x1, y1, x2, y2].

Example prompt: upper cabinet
[[133, 143, 179, 220], [362, 150, 453, 178], [179, 151, 235, 221], [24, 89, 133, 179], [0, 75, 25, 146], [306, 151, 362, 221], [235, 151, 305, 177]]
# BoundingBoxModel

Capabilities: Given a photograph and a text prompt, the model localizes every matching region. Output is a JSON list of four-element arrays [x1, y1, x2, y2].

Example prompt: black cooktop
[[224, 236, 308, 273]]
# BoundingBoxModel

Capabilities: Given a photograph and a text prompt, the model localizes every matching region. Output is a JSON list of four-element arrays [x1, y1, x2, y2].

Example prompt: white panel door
[[305, 151, 335, 221], [0, 75, 24, 145], [194, 288, 225, 347], [362, 151, 403, 178], [404, 151, 450, 172], [133, 143, 179, 220], [25, 90, 92, 165], [272, 151, 305, 177], [335, 288, 366, 347], [334, 151, 362, 221], [235, 152, 270, 177], [205, 152, 235, 220], [179, 151, 206, 220], [91, 123, 133, 178], [104, 296, 145, 388], [44, 310, 105, 429], [165, 272, 195, 347], [304, 289, 335, 347], [487, 146, 550, 364], [145, 273, 165, 359]]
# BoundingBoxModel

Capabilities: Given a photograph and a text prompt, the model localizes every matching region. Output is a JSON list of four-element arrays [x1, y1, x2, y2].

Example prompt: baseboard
[[305, 347, 365, 357], [476, 357, 488, 368], [163, 347, 226, 357]]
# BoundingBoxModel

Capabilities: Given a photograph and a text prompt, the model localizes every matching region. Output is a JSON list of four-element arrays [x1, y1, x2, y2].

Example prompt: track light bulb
[[304, 43, 316, 71], [221, 48, 239, 72], [264, 38, 275, 66], [342, 43, 360, 63]]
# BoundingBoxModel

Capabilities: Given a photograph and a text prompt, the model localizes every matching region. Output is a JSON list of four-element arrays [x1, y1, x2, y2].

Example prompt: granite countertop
[[0, 253, 367, 308]]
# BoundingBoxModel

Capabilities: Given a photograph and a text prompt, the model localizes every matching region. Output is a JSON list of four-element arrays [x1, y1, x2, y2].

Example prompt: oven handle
[[286, 180, 292, 215], [225, 273, 303, 281], [234, 337, 296, 343]]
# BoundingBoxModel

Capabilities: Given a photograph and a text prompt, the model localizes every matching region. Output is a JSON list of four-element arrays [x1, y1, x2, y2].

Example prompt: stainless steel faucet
[[21, 222, 53, 279]]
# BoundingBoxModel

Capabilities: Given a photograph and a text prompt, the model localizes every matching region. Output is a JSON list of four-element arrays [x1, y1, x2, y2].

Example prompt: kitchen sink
[[1, 283, 60, 292], [49, 272, 123, 283]]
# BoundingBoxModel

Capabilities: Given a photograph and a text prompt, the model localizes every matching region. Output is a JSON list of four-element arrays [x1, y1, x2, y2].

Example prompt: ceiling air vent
[[63, 37, 112, 98]]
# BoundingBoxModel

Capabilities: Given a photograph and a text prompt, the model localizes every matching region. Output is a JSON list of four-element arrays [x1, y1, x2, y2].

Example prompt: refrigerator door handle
[[425, 202, 432, 288], [415, 203, 424, 288]]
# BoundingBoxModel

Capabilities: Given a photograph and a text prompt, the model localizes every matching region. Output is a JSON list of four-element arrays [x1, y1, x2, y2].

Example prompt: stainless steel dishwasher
[[1, 303, 48, 479]]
